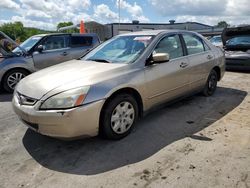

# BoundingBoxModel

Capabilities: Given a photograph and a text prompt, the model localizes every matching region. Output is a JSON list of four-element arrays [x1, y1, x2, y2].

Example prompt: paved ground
[[0, 71, 250, 188]]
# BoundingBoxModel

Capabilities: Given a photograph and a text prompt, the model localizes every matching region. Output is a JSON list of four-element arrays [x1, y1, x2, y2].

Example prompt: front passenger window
[[154, 35, 183, 60]]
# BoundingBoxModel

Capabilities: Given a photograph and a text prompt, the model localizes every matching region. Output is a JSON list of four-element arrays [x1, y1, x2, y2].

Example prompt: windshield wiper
[[88, 58, 111, 63]]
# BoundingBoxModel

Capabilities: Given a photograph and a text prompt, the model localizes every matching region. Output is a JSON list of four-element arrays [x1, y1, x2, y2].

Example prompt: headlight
[[40, 86, 90, 110]]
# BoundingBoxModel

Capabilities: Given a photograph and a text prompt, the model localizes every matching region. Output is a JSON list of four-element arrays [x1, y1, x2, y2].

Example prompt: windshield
[[227, 35, 250, 45], [210, 36, 222, 43], [82, 35, 154, 64], [13, 36, 42, 53]]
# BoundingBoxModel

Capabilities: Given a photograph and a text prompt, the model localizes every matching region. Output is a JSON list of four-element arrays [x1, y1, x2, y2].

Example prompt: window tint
[[71, 36, 93, 47], [43, 36, 68, 50], [154, 34, 183, 60], [183, 34, 205, 55]]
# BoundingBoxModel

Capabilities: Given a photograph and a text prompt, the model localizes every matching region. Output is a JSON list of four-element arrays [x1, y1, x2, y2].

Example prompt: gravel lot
[[0, 71, 249, 188]]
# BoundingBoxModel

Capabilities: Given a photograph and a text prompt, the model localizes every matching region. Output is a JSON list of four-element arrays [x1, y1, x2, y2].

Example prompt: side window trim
[[179, 34, 188, 56], [203, 40, 211, 51]]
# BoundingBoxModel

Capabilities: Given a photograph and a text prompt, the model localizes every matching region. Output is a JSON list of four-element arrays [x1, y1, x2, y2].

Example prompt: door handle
[[61, 52, 68, 56], [180, 62, 188, 68], [207, 55, 213, 60]]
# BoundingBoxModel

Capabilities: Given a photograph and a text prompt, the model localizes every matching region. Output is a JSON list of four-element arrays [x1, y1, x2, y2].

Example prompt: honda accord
[[12, 30, 225, 140]]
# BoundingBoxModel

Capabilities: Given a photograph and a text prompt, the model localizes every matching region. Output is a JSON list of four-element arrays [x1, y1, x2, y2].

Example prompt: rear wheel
[[202, 69, 218, 97], [3, 69, 29, 93], [100, 93, 139, 140]]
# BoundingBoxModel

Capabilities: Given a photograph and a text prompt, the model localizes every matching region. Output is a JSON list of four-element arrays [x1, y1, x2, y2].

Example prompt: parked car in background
[[0, 32, 100, 92], [13, 30, 225, 140], [209, 35, 223, 47], [222, 26, 250, 71]]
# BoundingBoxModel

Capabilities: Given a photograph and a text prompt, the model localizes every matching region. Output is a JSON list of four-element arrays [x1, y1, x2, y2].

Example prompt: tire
[[100, 93, 139, 140], [202, 69, 218, 97], [3, 69, 29, 93]]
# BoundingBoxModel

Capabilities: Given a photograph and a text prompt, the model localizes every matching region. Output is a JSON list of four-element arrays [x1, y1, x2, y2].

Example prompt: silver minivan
[[0, 32, 100, 92]]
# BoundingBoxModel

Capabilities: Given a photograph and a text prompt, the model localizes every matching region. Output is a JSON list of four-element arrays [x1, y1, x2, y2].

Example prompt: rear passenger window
[[154, 34, 183, 60], [183, 34, 205, 55], [71, 36, 93, 47]]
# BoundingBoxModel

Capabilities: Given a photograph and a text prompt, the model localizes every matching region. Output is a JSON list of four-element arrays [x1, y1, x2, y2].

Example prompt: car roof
[[118, 29, 197, 36], [32, 33, 98, 37]]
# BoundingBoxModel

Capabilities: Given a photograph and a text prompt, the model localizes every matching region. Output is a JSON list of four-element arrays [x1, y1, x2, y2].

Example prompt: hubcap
[[7, 72, 25, 90], [111, 101, 135, 134]]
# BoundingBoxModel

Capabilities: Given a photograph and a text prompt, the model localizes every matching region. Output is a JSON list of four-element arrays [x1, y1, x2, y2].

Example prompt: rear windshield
[[227, 35, 250, 46], [71, 36, 93, 47]]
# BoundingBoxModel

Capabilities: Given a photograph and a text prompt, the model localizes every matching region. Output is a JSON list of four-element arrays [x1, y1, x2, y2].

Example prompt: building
[[59, 20, 224, 41]]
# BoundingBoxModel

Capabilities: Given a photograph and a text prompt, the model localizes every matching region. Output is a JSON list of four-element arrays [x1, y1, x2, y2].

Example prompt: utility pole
[[118, 0, 120, 33]]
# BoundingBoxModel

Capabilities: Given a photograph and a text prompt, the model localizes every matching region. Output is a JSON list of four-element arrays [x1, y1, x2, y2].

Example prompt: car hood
[[222, 26, 250, 50], [0, 31, 26, 57], [16, 60, 127, 99]]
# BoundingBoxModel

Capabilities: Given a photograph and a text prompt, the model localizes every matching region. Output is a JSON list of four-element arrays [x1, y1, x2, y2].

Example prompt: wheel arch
[[1, 67, 31, 87], [212, 66, 221, 81], [100, 87, 144, 120]]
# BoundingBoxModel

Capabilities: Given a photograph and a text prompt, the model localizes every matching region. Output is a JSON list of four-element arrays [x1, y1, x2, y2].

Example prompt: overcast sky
[[0, 0, 249, 30]]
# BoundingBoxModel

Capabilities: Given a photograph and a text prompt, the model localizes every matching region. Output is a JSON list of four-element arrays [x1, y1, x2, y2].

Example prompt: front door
[[145, 34, 190, 107], [32, 35, 71, 70]]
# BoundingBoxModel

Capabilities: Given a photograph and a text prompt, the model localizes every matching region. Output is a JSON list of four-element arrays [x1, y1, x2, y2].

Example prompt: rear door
[[69, 35, 94, 59], [181, 34, 214, 90], [32, 35, 71, 69], [145, 34, 190, 107]]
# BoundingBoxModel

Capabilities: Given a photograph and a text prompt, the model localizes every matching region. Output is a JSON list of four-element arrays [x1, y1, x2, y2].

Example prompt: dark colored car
[[0, 32, 100, 92], [222, 26, 250, 71]]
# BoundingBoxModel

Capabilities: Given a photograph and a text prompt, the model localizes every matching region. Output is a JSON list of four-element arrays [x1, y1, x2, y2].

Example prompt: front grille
[[22, 119, 39, 130], [16, 92, 37, 106]]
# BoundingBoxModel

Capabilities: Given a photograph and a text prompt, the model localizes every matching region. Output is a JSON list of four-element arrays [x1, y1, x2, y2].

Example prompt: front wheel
[[3, 69, 29, 93], [100, 94, 139, 140], [202, 69, 218, 97]]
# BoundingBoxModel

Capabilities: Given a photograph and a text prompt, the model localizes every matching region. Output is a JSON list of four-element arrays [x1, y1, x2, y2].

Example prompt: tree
[[57, 22, 78, 33], [216, 21, 230, 28], [0, 21, 52, 42], [0, 22, 26, 41]]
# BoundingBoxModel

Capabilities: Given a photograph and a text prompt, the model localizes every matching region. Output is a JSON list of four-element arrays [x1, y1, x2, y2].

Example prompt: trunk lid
[[222, 26, 250, 51]]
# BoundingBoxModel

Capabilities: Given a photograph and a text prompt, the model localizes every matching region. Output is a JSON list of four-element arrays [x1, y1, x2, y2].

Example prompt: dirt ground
[[0, 71, 249, 188]]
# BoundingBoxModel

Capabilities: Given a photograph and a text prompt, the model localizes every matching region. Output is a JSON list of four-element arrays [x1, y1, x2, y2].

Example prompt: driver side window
[[154, 34, 183, 60], [42, 36, 69, 51]]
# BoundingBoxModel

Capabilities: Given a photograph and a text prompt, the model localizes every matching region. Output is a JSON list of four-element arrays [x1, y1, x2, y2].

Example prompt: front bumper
[[12, 95, 105, 139], [226, 58, 250, 71]]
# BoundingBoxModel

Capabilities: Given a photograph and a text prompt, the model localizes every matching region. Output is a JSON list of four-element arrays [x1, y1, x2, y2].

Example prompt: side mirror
[[152, 53, 169, 63], [37, 45, 44, 52]]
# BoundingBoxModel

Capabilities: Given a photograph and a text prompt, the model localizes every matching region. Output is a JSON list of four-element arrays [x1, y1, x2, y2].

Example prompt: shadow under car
[[22, 87, 247, 175]]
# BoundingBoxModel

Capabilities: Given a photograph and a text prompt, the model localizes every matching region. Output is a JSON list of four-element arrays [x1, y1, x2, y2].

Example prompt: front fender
[[0, 56, 35, 81], [84, 68, 146, 109]]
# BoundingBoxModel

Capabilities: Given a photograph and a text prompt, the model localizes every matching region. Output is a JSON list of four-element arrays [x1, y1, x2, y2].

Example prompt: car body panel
[[222, 26, 250, 70], [225, 50, 250, 70], [13, 94, 104, 138], [0, 56, 35, 81], [13, 30, 225, 138], [0, 32, 100, 88]]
